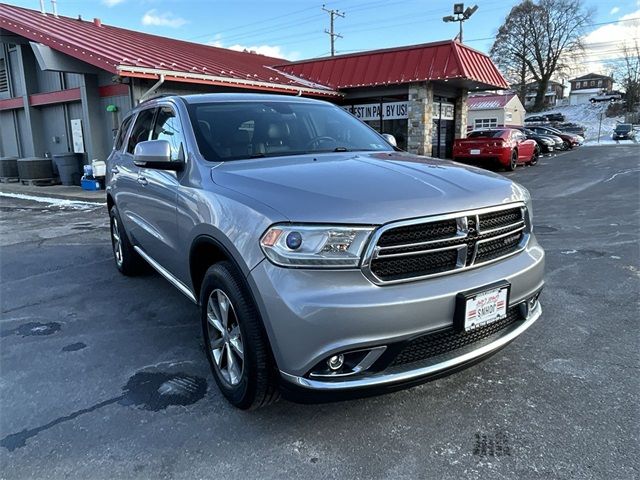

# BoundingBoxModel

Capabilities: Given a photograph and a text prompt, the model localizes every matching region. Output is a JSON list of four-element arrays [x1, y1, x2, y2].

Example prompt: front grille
[[476, 231, 523, 263], [377, 219, 457, 247], [478, 208, 522, 231], [366, 204, 527, 284], [370, 249, 458, 282], [389, 306, 524, 367]]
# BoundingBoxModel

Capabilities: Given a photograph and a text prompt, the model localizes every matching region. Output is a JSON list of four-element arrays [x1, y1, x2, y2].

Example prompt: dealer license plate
[[470, 149, 481, 154], [463, 286, 508, 331]]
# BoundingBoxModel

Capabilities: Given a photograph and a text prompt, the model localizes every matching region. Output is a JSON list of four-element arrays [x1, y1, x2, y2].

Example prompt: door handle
[[137, 176, 148, 186], [110, 166, 120, 174]]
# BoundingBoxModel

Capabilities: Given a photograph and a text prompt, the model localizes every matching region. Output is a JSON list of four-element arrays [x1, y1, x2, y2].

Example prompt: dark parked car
[[524, 115, 549, 124], [556, 122, 586, 138], [512, 126, 556, 153], [527, 125, 580, 149], [613, 124, 635, 140], [545, 112, 565, 122]]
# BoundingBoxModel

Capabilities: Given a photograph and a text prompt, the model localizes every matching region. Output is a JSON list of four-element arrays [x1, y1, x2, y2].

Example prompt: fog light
[[327, 354, 344, 371]]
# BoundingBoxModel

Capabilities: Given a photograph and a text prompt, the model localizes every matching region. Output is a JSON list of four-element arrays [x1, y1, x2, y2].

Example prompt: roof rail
[[139, 93, 179, 104]]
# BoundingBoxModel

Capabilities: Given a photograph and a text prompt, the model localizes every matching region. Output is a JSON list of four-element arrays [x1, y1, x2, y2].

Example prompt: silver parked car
[[106, 94, 545, 409]]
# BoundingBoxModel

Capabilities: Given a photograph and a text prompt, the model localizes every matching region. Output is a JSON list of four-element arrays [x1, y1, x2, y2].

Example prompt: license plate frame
[[454, 280, 511, 332]]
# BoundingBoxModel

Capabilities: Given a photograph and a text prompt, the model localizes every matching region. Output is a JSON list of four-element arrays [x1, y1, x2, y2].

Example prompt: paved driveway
[[1, 145, 638, 479]]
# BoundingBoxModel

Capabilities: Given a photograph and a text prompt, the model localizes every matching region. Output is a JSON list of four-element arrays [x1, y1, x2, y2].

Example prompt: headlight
[[260, 224, 374, 268]]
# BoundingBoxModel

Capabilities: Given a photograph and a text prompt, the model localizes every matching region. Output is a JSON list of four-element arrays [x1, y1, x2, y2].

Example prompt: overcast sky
[[5, 0, 639, 76]]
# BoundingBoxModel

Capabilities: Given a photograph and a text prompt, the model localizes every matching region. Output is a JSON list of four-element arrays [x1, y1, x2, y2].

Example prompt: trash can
[[0, 156, 19, 182], [17, 157, 56, 185], [53, 153, 83, 186]]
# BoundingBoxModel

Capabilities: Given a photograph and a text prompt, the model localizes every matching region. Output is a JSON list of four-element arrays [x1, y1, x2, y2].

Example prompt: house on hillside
[[467, 93, 526, 131], [522, 81, 566, 108], [568, 73, 614, 105]]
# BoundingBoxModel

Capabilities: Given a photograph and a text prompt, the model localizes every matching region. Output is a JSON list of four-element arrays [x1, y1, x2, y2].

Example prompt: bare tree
[[491, 1, 536, 105], [610, 41, 640, 114], [491, 0, 593, 111]]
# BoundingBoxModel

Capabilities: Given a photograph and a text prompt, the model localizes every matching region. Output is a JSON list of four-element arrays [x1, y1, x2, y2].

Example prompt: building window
[[474, 118, 498, 129], [590, 80, 595, 86], [0, 59, 8, 93], [597, 79, 602, 87], [505, 111, 513, 122], [576, 81, 581, 89]]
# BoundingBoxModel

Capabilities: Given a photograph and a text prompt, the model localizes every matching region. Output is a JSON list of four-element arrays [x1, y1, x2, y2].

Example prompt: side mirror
[[133, 140, 183, 170], [381, 133, 397, 147]]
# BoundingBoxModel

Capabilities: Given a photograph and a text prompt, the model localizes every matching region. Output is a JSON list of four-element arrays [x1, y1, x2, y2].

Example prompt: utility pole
[[322, 5, 344, 56]]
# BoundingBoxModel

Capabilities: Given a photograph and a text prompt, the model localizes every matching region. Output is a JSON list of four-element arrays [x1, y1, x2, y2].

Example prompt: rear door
[[133, 104, 184, 274], [119, 108, 156, 243]]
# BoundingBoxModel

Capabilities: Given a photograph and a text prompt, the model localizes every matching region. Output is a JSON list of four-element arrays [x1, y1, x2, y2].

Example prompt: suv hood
[[211, 152, 525, 224]]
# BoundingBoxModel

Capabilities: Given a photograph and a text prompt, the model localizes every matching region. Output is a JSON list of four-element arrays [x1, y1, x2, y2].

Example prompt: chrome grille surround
[[361, 202, 530, 285]]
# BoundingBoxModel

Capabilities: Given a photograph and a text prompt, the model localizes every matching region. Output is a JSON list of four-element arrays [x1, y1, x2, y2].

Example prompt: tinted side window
[[114, 115, 134, 151], [126, 109, 156, 154], [151, 106, 186, 161]]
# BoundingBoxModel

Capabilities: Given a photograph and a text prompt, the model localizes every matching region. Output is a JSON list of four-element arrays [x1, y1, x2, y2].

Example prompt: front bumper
[[248, 234, 545, 389], [280, 297, 541, 398]]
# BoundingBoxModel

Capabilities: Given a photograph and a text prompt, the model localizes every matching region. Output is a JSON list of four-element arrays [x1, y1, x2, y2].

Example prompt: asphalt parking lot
[[1, 145, 638, 480]]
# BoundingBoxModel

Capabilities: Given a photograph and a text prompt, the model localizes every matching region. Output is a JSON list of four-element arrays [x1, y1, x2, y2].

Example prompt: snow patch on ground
[[0, 192, 105, 210], [537, 103, 630, 143]]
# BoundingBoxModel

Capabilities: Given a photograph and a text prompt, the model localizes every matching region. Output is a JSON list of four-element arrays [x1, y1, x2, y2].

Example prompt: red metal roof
[[0, 3, 337, 96], [467, 93, 517, 110], [272, 41, 509, 90]]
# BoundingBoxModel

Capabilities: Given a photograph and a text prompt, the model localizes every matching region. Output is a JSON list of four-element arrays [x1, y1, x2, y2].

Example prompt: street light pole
[[442, 3, 478, 43]]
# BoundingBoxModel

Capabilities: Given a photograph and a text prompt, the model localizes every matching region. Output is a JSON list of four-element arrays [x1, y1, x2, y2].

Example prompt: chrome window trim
[[360, 202, 528, 285]]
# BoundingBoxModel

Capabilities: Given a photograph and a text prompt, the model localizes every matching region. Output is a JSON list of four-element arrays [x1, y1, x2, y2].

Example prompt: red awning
[[272, 41, 509, 90]]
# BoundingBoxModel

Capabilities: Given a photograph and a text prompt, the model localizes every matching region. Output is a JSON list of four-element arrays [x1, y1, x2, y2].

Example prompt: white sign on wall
[[433, 102, 455, 121], [71, 119, 85, 154], [343, 101, 409, 121]]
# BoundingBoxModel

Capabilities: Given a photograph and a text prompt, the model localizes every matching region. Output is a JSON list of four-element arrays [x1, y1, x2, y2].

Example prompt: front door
[[133, 105, 185, 275]]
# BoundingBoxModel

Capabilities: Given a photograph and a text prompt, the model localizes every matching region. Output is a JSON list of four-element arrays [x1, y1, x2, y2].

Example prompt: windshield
[[615, 124, 632, 132], [468, 130, 506, 138], [186, 101, 393, 161]]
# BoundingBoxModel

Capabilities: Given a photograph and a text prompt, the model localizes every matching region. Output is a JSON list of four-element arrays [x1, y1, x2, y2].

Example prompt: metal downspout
[[138, 74, 165, 104]]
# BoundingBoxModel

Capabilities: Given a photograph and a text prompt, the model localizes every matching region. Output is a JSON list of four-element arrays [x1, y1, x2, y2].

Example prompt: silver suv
[[106, 94, 545, 409]]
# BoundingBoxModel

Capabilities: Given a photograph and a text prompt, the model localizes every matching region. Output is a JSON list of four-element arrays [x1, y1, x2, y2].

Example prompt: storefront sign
[[433, 102, 455, 121], [344, 101, 408, 121]]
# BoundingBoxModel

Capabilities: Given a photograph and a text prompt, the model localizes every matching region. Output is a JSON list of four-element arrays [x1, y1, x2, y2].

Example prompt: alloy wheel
[[111, 217, 123, 267], [206, 289, 244, 386]]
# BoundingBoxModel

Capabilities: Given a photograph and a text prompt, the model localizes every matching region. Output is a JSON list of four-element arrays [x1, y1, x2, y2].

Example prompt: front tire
[[109, 206, 144, 276], [527, 146, 540, 166], [200, 261, 279, 409], [507, 150, 518, 171]]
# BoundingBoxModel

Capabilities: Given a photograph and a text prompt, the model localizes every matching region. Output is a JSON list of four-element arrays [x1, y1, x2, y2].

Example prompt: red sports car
[[453, 128, 539, 171]]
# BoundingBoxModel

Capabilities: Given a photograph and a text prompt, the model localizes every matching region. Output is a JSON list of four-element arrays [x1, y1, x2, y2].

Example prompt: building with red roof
[[467, 93, 526, 131], [0, 2, 508, 163]]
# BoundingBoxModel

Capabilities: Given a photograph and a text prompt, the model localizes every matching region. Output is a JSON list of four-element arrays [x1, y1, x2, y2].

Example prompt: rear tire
[[200, 261, 279, 409], [109, 206, 144, 276], [507, 150, 518, 171]]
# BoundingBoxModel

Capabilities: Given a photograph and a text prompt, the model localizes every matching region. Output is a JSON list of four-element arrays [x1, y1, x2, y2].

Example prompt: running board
[[133, 246, 197, 304]]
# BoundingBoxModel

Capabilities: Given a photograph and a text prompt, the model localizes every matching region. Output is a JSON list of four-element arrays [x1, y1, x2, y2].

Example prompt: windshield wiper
[[248, 153, 266, 158], [333, 146, 349, 152]]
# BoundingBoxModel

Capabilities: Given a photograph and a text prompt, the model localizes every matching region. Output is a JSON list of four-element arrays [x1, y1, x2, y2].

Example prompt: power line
[[322, 4, 345, 56]]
